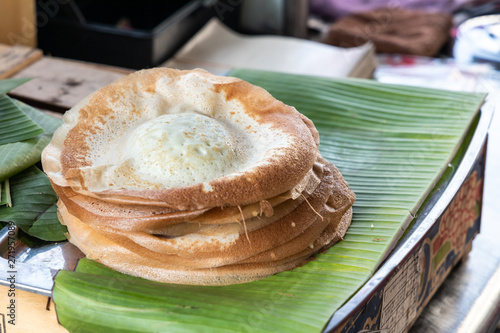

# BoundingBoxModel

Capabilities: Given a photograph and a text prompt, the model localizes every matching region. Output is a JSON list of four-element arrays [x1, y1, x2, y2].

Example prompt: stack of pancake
[[42, 68, 355, 285]]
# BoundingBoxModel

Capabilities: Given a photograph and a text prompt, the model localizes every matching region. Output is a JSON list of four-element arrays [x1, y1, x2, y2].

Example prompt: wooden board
[[0, 44, 42, 79], [0, 285, 67, 333], [8, 57, 132, 112]]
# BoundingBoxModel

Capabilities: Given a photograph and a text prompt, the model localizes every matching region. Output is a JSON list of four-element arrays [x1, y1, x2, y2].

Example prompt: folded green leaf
[[0, 77, 31, 95], [28, 204, 67, 241], [0, 166, 67, 241], [0, 95, 45, 145], [55, 258, 351, 333], [53, 70, 485, 333], [15, 99, 63, 133], [0, 101, 62, 182], [0, 179, 11, 207]]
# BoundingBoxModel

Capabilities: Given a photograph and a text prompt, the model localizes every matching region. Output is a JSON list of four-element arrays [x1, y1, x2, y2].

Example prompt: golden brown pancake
[[42, 68, 355, 285]]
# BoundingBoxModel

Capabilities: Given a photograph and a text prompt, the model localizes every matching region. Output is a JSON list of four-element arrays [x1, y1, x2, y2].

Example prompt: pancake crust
[[51, 156, 324, 231], [57, 162, 354, 284]]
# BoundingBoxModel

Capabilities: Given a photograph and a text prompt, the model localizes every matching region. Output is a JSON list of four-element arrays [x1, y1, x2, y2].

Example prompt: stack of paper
[[163, 19, 376, 79]]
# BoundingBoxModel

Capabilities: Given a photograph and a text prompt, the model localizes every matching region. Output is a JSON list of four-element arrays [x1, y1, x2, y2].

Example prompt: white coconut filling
[[124, 113, 241, 187]]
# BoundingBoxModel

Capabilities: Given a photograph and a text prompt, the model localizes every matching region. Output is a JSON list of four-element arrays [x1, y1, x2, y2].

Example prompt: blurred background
[[1, 0, 500, 69]]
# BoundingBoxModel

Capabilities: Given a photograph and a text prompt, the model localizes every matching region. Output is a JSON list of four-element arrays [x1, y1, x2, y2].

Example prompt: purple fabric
[[310, 0, 473, 19]]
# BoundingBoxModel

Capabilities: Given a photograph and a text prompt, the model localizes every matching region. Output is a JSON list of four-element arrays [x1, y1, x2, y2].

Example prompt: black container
[[37, 0, 214, 69]]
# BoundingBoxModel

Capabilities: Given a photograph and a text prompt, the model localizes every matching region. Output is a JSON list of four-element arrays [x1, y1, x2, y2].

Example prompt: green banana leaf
[[0, 95, 45, 145], [0, 77, 30, 95], [0, 165, 67, 241], [0, 100, 62, 182], [53, 70, 485, 333], [0, 180, 11, 207]]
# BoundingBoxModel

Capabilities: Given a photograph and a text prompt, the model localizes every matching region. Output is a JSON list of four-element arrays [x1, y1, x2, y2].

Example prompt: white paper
[[164, 19, 375, 78]]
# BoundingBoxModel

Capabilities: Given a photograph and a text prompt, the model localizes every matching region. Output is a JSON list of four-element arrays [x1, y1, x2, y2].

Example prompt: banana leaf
[[0, 95, 45, 145], [53, 70, 485, 333], [0, 77, 30, 95], [0, 165, 67, 241], [0, 179, 11, 207], [0, 100, 62, 182]]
